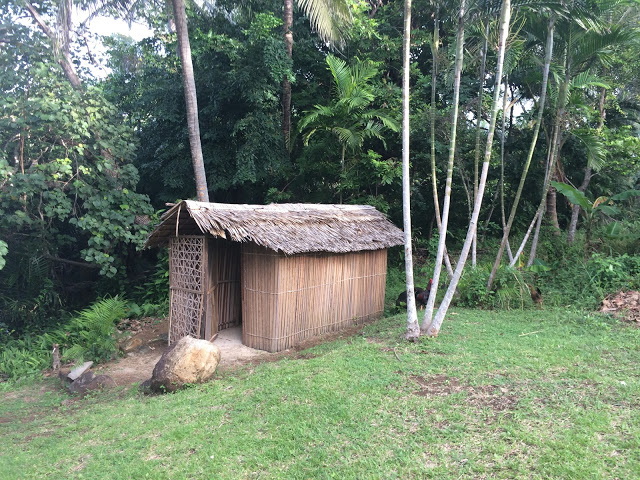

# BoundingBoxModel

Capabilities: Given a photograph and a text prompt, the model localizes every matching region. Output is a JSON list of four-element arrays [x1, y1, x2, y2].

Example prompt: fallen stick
[[393, 348, 401, 361], [519, 330, 542, 337]]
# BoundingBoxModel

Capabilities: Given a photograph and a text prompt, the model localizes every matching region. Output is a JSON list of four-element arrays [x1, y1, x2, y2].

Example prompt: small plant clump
[[0, 297, 130, 381]]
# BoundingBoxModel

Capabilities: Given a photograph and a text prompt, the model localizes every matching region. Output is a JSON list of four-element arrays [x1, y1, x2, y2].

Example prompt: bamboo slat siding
[[242, 244, 387, 352]]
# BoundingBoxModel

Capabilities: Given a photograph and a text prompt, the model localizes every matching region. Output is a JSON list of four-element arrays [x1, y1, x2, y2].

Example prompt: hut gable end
[[146, 201, 404, 254]]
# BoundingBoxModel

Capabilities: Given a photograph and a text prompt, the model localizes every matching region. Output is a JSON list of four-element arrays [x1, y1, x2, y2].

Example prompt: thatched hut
[[145, 201, 403, 352]]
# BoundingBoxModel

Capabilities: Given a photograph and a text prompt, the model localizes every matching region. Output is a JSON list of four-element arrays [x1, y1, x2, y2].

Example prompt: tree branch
[[44, 254, 100, 269], [22, 2, 83, 89]]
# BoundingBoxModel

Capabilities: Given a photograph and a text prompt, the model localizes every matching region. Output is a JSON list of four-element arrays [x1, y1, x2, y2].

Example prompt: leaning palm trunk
[[523, 125, 555, 266], [401, 0, 419, 340], [23, 1, 82, 89], [499, 76, 513, 264], [423, 0, 511, 336], [487, 16, 554, 289], [172, 0, 209, 202], [472, 22, 489, 268], [429, 8, 455, 278], [421, 0, 467, 331], [527, 47, 571, 264]]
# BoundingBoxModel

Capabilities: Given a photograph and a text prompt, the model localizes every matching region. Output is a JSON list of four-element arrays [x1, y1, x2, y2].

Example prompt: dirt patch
[[92, 318, 376, 387], [409, 374, 518, 412], [600, 291, 640, 325], [95, 320, 273, 385], [411, 374, 463, 396], [93, 317, 169, 386]]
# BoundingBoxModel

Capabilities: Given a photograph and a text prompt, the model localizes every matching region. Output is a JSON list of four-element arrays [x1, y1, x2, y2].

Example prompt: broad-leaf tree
[[0, 23, 153, 327]]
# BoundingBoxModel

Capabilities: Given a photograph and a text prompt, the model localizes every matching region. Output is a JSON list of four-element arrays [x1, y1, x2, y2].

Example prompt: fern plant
[[62, 297, 128, 364]]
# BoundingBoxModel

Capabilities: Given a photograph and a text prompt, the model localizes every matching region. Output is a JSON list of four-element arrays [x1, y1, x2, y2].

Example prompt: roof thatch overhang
[[145, 201, 404, 255]]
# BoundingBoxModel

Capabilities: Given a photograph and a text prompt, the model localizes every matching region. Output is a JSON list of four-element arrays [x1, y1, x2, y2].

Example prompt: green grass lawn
[[1, 308, 638, 479]]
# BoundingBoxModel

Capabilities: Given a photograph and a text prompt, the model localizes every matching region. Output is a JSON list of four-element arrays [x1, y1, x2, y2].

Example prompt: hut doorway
[[205, 239, 242, 339]]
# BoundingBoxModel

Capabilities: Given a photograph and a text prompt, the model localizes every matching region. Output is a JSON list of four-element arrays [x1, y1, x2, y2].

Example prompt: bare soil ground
[[93, 319, 273, 387], [92, 318, 375, 389]]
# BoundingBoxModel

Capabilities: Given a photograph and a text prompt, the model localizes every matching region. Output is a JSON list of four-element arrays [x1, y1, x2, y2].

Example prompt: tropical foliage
[[0, 0, 639, 352]]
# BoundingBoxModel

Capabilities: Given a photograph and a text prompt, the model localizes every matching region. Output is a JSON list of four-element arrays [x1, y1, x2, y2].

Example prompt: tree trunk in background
[[424, 0, 511, 337], [421, 0, 466, 332], [172, 0, 210, 202], [282, 0, 294, 145], [23, 1, 82, 90], [472, 22, 489, 268], [401, 0, 419, 340], [488, 17, 554, 289], [499, 76, 510, 262], [547, 184, 560, 231], [567, 87, 605, 243], [429, 8, 454, 278]]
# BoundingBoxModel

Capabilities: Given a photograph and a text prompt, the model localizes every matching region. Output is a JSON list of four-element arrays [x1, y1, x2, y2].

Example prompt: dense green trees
[[0, 22, 153, 328], [1, 0, 639, 337]]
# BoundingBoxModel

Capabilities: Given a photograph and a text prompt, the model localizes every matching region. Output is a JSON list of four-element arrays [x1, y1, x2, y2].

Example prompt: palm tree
[[428, 3, 455, 278], [282, 0, 352, 144], [487, 13, 555, 290], [471, 20, 490, 268], [423, 0, 512, 337], [401, 0, 419, 340], [172, 0, 209, 202], [525, 0, 635, 262], [299, 55, 399, 203], [421, 0, 468, 331]]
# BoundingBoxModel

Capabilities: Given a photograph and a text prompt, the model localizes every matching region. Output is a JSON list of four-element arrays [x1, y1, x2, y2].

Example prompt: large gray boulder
[[148, 336, 221, 393]]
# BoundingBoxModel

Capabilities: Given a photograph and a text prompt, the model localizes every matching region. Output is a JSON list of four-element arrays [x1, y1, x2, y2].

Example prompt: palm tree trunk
[[526, 50, 571, 263], [282, 0, 294, 145], [524, 127, 554, 266], [472, 22, 489, 268], [547, 184, 561, 230], [172, 0, 209, 202], [424, 0, 511, 337], [421, 0, 467, 332], [402, 0, 419, 340], [567, 166, 591, 242], [429, 8, 455, 278], [499, 75, 510, 261], [340, 145, 346, 204], [567, 86, 605, 243], [488, 16, 554, 289]]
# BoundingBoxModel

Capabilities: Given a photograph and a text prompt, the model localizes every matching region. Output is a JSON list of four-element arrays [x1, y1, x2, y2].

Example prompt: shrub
[[455, 264, 533, 309], [0, 296, 128, 380]]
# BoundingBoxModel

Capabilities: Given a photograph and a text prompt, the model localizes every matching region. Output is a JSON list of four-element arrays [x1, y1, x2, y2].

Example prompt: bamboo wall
[[242, 244, 387, 352]]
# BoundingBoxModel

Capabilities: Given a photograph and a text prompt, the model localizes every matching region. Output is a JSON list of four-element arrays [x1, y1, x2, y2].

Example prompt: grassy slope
[[1, 308, 638, 479]]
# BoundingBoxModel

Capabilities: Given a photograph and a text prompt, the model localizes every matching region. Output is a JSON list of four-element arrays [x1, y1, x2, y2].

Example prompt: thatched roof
[[145, 201, 404, 255]]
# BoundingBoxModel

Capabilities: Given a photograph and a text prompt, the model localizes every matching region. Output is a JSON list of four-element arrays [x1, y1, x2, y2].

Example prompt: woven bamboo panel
[[242, 244, 387, 352], [169, 236, 205, 345]]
